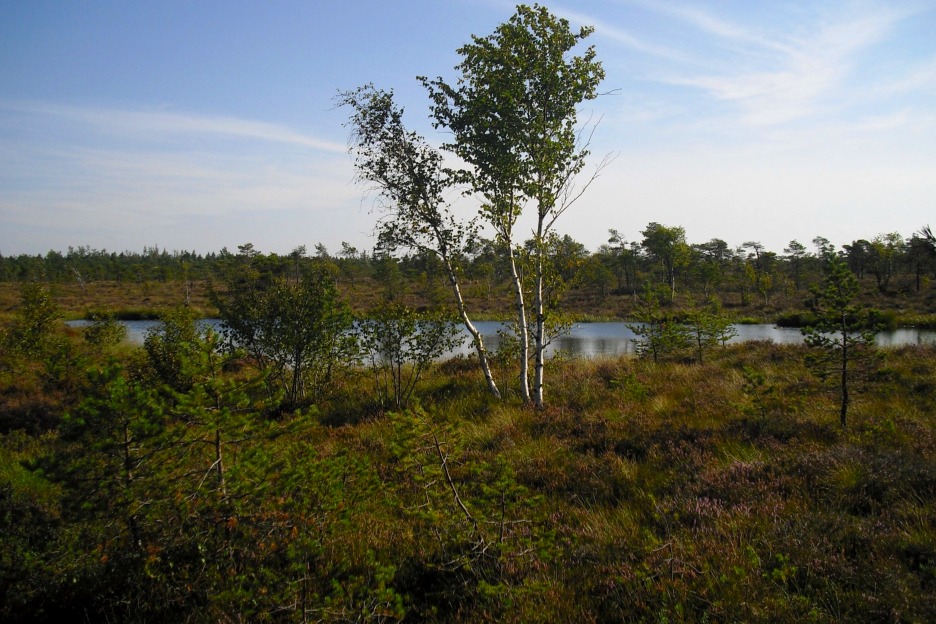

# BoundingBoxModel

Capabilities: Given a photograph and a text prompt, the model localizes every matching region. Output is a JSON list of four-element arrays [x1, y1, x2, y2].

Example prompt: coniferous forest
[[3, 5, 936, 623]]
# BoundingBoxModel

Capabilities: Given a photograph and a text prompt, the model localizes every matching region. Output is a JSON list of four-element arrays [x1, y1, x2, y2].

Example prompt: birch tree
[[339, 85, 501, 399], [423, 4, 607, 407]]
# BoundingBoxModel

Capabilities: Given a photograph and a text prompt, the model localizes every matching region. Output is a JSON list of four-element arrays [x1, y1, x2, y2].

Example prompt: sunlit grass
[[3, 318, 936, 621]]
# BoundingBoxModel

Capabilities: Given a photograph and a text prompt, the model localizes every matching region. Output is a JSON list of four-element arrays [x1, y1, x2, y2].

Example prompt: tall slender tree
[[423, 4, 607, 407], [338, 85, 501, 398]]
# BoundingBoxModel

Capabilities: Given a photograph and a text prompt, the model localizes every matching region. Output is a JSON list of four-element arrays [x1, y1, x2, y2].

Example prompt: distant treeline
[[3, 225, 936, 304]]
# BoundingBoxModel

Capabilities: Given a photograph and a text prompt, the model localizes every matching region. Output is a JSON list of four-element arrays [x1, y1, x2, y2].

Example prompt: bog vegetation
[[3, 271, 936, 622], [3, 4, 936, 622]]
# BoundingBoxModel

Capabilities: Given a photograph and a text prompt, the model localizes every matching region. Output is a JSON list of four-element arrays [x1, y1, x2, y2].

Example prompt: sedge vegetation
[[1, 281, 935, 622]]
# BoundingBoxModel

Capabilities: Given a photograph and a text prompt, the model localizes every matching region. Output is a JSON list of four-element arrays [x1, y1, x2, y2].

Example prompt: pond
[[467, 321, 936, 358], [67, 319, 936, 359]]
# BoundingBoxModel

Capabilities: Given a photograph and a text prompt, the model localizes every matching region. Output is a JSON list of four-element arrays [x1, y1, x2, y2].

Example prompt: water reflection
[[457, 321, 936, 359], [67, 319, 936, 359], [874, 328, 936, 348]]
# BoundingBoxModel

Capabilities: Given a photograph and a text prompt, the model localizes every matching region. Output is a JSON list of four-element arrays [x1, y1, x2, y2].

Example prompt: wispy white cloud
[[0, 139, 369, 254], [622, 0, 792, 54], [853, 108, 913, 132], [0, 101, 367, 253], [0, 100, 347, 153], [869, 54, 936, 98], [557, 8, 691, 63], [3, 143, 354, 217], [625, 3, 921, 126]]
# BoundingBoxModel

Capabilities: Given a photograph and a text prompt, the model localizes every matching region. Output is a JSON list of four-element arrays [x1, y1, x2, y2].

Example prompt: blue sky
[[1, 1, 934, 257]]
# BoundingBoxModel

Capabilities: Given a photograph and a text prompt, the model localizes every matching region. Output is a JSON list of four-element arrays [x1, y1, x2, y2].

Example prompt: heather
[[2, 295, 934, 622]]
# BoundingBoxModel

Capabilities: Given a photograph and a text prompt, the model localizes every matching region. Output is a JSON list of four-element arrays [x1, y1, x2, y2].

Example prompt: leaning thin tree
[[423, 4, 610, 408], [338, 85, 501, 399]]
